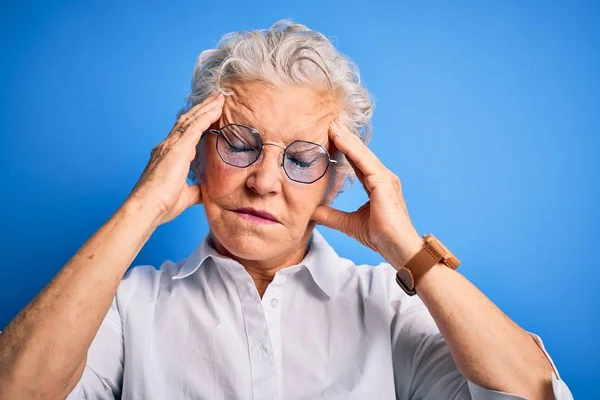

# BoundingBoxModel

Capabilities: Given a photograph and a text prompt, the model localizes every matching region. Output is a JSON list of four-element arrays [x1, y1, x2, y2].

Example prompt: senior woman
[[0, 20, 572, 400]]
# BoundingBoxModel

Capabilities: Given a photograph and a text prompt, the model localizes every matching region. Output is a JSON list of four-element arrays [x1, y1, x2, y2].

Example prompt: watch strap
[[395, 234, 461, 295], [405, 241, 443, 287]]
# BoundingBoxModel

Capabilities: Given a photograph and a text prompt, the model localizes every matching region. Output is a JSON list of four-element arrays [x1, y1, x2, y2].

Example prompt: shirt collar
[[171, 229, 344, 299], [171, 233, 233, 281], [299, 229, 342, 298]]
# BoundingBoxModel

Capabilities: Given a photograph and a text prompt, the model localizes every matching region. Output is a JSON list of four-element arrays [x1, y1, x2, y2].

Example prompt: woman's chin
[[214, 233, 279, 261], [208, 210, 301, 260]]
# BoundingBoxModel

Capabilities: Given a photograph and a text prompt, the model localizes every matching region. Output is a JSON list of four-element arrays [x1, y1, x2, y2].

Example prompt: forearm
[[414, 262, 556, 399], [318, 117, 559, 398], [0, 199, 164, 398]]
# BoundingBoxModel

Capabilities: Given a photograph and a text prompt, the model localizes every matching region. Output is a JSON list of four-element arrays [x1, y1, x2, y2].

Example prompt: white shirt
[[67, 229, 573, 399]]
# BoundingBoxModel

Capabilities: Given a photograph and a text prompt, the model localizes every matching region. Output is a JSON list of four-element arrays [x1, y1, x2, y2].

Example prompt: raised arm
[[313, 118, 573, 399], [0, 92, 225, 399]]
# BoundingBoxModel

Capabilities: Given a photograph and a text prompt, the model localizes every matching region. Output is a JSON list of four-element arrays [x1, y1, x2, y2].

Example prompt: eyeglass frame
[[203, 123, 338, 184]]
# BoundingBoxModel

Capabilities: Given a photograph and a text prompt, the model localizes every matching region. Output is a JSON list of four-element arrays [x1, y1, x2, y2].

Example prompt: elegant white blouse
[[67, 229, 573, 399]]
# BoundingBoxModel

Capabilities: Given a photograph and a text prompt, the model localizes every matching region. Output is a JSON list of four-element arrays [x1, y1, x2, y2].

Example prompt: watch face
[[396, 267, 417, 296]]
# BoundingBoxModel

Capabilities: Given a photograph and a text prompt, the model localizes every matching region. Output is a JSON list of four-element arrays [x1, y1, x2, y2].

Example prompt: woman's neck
[[210, 229, 313, 298]]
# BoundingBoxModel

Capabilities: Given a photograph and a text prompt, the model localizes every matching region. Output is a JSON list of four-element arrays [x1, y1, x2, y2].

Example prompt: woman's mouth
[[234, 208, 279, 224]]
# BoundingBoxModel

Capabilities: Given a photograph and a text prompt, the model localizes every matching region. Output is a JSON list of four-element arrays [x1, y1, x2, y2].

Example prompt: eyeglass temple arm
[[201, 129, 221, 139]]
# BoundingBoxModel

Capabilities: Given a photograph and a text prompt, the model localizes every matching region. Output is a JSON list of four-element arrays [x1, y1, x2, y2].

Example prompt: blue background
[[1, 1, 598, 397]]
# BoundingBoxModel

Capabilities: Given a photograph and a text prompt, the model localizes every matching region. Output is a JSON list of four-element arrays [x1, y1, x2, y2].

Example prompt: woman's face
[[200, 81, 341, 262]]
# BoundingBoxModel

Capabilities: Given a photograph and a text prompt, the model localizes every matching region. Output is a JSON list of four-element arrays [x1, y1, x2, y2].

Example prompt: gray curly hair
[[180, 19, 374, 190]]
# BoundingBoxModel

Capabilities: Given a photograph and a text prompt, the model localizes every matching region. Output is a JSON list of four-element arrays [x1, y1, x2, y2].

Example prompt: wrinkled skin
[[199, 81, 344, 291]]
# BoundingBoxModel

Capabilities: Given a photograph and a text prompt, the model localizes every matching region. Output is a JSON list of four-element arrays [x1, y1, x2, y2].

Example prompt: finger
[[186, 91, 221, 116], [184, 94, 225, 131], [178, 94, 224, 132], [170, 95, 224, 142], [176, 92, 219, 128], [173, 92, 223, 134], [183, 92, 223, 126], [329, 119, 386, 178], [166, 99, 224, 153], [346, 157, 367, 190], [311, 205, 352, 235], [178, 100, 224, 145]]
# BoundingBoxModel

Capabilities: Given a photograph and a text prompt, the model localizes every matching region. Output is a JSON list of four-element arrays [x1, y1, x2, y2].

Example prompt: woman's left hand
[[311, 118, 423, 268]]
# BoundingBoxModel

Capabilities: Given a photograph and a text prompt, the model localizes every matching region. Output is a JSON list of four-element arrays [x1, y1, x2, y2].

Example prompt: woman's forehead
[[219, 82, 339, 146]]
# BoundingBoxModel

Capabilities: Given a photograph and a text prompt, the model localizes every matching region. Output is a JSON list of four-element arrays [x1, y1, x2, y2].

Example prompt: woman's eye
[[287, 157, 314, 168], [227, 142, 255, 153]]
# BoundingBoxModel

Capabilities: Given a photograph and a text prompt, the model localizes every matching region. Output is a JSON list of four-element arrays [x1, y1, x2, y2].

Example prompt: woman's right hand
[[127, 91, 225, 225]]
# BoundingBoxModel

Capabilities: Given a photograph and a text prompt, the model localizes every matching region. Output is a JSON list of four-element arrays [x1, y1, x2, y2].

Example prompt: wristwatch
[[395, 234, 460, 296]]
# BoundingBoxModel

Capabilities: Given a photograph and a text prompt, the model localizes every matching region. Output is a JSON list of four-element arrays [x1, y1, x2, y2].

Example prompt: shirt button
[[255, 343, 267, 358], [270, 298, 279, 308]]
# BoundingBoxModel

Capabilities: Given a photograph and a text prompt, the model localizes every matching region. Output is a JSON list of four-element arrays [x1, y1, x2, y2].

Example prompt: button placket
[[234, 272, 278, 400], [261, 273, 288, 400]]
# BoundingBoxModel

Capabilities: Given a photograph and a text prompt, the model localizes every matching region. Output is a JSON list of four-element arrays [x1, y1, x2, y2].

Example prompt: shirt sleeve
[[65, 293, 124, 399], [388, 281, 574, 399]]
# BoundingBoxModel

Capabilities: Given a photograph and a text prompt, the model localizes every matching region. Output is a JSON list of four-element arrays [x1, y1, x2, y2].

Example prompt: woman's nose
[[245, 145, 284, 195]]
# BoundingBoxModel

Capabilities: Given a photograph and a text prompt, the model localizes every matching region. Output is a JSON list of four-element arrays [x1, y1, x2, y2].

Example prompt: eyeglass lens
[[215, 124, 331, 183]]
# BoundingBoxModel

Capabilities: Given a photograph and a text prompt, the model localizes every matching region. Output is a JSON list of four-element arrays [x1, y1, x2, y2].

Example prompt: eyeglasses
[[205, 123, 337, 184]]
